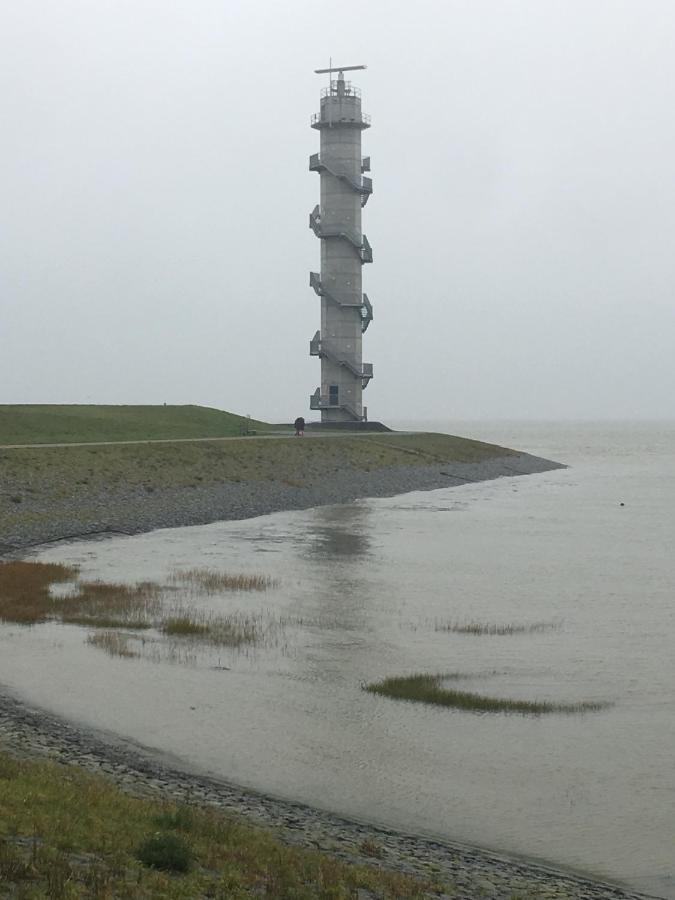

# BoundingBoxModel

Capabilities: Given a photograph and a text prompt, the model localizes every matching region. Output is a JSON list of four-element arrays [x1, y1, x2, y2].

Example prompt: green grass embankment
[[0, 404, 271, 445], [0, 432, 514, 538], [0, 751, 439, 898], [0, 405, 519, 547], [0, 431, 514, 497]]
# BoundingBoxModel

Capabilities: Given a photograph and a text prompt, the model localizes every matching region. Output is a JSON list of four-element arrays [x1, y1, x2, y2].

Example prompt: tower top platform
[[311, 68, 370, 130]]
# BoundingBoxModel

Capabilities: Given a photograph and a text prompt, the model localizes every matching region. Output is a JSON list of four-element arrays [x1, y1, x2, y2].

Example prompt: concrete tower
[[309, 65, 373, 423]]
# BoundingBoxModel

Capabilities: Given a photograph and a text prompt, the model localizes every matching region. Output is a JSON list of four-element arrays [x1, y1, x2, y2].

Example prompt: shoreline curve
[[0, 687, 657, 900], [3, 450, 659, 897], [2, 451, 563, 554]]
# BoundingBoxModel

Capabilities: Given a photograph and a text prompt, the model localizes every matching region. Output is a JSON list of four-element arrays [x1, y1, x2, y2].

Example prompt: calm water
[[1, 421, 674, 897]]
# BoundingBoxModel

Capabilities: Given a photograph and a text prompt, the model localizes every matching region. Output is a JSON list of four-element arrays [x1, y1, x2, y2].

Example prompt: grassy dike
[[0, 417, 524, 552], [0, 751, 437, 898], [0, 404, 272, 445]]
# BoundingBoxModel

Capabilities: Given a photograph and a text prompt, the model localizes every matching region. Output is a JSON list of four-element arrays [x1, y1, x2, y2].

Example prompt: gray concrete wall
[[312, 84, 369, 422]]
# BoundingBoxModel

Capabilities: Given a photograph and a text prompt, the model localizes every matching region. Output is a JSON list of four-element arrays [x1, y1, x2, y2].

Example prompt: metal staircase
[[309, 206, 373, 264], [309, 331, 373, 388], [309, 272, 373, 333], [309, 153, 373, 206], [309, 388, 364, 422]]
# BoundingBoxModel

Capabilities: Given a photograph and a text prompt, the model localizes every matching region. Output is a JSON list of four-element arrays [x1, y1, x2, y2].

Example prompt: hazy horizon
[[3, 0, 674, 422]]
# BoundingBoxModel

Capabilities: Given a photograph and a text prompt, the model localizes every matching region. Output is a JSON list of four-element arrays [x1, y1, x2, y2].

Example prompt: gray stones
[[0, 691, 656, 900], [0, 452, 564, 555]]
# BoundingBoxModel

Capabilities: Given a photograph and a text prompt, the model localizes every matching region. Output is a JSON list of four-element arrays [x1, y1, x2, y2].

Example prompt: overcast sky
[[2, 0, 674, 422]]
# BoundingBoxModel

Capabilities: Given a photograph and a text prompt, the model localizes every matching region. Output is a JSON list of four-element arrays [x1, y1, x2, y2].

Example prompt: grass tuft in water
[[161, 609, 265, 647], [364, 673, 609, 715], [434, 620, 560, 636], [169, 568, 277, 593], [86, 631, 138, 658], [162, 617, 210, 637], [61, 580, 162, 628]]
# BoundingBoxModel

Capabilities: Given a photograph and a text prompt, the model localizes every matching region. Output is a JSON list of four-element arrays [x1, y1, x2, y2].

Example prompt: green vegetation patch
[[135, 831, 193, 873], [0, 752, 437, 898], [0, 404, 270, 445], [364, 673, 609, 715], [0, 431, 513, 518]]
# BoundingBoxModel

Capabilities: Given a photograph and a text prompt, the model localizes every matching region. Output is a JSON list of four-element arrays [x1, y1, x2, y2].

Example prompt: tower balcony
[[310, 79, 370, 129], [361, 293, 373, 332], [311, 108, 371, 130]]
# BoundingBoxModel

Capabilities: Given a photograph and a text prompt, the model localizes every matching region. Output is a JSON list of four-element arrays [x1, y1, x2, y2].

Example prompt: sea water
[[1, 421, 674, 897]]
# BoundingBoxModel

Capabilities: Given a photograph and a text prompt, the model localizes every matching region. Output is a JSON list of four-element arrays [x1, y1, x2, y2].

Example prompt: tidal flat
[[1, 423, 672, 897]]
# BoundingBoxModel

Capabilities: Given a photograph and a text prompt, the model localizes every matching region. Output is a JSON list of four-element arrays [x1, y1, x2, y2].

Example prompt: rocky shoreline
[[1, 450, 661, 898], [0, 690, 656, 900], [2, 451, 562, 554]]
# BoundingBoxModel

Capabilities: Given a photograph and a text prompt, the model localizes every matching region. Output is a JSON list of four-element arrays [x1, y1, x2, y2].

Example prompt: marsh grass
[[169, 568, 277, 593], [0, 561, 79, 624], [162, 607, 273, 648], [61, 580, 162, 629], [0, 561, 164, 627], [365, 673, 609, 716], [0, 562, 285, 660], [0, 752, 435, 898], [162, 617, 210, 637], [434, 620, 560, 636], [86, 631, 138, 658]]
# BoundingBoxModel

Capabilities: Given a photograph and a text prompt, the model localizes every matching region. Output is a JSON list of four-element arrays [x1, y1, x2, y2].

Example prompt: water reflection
[[296, 504, 377, 663], [301, 503, 372, 562]]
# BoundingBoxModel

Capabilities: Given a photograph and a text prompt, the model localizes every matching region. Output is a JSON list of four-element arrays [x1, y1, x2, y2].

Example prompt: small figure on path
[[294, 416, 305, 437]]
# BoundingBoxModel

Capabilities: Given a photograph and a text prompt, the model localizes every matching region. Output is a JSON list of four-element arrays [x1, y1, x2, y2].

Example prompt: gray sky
[[2, 0, 674, 421]]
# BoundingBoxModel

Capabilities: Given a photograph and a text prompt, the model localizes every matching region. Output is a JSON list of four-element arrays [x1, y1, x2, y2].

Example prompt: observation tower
[[309, 64, 373, 422]]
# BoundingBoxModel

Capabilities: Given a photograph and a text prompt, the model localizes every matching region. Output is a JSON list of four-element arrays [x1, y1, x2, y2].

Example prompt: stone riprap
[[1, 451, 562, 553], [0, 691, 657, 900]]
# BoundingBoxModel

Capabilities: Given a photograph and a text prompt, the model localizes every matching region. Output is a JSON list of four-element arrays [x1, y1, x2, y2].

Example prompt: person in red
[[294, 416, 305, 436]]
